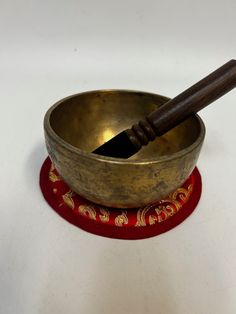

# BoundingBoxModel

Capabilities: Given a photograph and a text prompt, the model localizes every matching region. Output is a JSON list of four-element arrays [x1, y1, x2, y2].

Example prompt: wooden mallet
[[93, 60, 236, 158]]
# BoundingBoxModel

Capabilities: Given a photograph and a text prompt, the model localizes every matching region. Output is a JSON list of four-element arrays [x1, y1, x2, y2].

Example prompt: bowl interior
[[49, 90, 202, 160]]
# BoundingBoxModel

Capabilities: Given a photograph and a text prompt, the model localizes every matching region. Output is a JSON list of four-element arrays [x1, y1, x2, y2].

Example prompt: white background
[[1, 1, 236, 313]]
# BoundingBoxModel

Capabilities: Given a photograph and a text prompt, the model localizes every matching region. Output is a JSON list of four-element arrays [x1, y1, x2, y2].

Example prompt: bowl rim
[[44, 89, 206, 165]]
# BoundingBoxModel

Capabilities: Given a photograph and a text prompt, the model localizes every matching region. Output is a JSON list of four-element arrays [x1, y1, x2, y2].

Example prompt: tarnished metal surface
[[44, 90, 205, 208]]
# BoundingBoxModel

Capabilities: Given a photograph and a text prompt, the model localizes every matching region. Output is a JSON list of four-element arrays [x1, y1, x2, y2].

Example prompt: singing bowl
[[44, 90, 205, 208]]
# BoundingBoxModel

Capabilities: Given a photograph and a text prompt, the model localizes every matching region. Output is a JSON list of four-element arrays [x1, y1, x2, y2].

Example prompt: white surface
[[0, 1, 236, 313]]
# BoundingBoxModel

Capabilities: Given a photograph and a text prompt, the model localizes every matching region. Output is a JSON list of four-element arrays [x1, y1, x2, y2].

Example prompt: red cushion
[[40, 157, 202, 240]]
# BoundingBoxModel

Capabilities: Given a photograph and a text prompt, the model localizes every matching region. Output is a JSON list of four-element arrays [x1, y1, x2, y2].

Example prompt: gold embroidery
[[135, 184, 193, 227], [149, 215, 158, 225], [62, 190, 75, 209], [165, 204, 176, 216], [78, 204, 97, 220], [160, 199, 182, 211], [115, 211, 128, 227], [171, 184, 193, 202], [157, 208, 168, 223], [49, 164, 61, 182], [99, 208, 110, 223], [135, 205, 151, 227]]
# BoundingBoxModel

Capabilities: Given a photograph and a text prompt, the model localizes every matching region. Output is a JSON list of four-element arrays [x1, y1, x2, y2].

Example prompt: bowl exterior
[[45, 115, 204, 208]]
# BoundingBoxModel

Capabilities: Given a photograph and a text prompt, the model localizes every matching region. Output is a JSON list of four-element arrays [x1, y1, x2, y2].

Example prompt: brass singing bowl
[[44, 90, 205, 208]]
